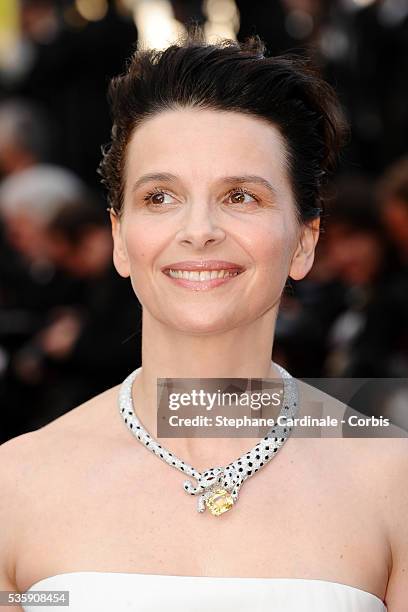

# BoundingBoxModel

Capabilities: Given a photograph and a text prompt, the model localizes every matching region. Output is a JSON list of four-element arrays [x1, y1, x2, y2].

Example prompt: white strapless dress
[[23, 572, 387, 611]]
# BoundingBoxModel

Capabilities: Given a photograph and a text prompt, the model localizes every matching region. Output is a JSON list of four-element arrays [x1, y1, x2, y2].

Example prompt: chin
[[162, 311, 242, 335]]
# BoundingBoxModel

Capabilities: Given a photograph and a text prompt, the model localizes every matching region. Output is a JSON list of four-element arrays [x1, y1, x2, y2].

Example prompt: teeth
[[168, 269, 240, 281]]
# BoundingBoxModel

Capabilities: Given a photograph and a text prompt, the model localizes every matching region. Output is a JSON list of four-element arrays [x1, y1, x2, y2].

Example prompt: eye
[[225, 187, 259, 206], [143, 188, 177, 207]]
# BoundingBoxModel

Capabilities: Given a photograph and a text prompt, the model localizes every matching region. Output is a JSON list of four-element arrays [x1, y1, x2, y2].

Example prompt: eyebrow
[[222, 175, 278, 199], [131, 172, 278, 198], [131, 173, 178, 192]]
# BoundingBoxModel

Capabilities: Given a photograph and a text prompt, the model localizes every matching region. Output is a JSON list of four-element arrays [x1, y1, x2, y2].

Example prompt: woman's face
[[111, 108, 319, 334]]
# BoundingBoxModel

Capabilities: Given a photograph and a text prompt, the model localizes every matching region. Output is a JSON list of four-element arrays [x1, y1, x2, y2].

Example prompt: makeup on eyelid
[[140, 186, 264, 209]]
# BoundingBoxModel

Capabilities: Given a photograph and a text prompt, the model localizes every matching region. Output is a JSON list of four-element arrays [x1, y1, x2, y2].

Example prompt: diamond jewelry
[[118, 361, 299, 516]]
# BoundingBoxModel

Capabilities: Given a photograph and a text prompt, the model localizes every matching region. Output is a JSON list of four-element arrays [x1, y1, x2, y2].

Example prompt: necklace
[[118, 361, 299, 516]]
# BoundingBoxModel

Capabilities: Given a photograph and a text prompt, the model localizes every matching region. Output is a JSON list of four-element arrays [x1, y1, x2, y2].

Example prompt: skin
[[0, 108, 407, 610], [110, 108, 318, 456]]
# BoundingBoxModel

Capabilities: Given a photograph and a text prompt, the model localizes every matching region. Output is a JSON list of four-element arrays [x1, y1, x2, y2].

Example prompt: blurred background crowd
[[0, 0, 407, 442]]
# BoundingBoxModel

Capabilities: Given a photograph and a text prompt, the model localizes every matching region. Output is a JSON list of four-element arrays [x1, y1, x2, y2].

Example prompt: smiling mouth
[[164, 269, 242, 281]]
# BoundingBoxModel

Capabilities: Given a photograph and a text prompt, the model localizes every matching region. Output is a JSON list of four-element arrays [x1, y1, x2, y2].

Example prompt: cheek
[[123, 219, 166, 278], [126, 237, 149, 269], [245, 217, 295, 275]]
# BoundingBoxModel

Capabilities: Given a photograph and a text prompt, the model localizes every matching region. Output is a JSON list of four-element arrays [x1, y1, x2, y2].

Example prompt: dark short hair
[[98, 30, 348, 222]]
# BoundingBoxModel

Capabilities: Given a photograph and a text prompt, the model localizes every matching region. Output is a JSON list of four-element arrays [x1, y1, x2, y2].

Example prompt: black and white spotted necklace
[[118, 361, 299, 516]]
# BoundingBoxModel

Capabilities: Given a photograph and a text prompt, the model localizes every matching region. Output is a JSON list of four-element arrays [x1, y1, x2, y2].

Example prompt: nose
[[176, 200, 226, 250]]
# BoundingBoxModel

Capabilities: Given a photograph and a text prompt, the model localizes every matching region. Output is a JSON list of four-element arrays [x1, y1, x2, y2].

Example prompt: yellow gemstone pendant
[[205, 488, 234, 516]]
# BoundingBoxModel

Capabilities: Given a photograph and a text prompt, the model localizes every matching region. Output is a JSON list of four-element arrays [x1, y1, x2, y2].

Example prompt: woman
[[0, 32, 407, 611]]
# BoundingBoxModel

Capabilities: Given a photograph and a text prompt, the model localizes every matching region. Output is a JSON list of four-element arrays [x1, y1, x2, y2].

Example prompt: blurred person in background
[[323, 176, 407, 377], [273, 243, 347, 377], [0, 98, 53, 179], [25, 199, 142, 428], [0, 163, 86, 267], [0, 171, 141, 440], [378, 157, 408, 266], [0, 164, 90, 440], [317, 0, 408, 175], [273, 178, 383, 377], [1, 0, 138, 188], [0, 0, 139, 441]]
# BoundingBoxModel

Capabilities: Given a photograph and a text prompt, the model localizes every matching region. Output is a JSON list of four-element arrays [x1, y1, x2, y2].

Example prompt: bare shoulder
[[0, 383, 122, 497], [0, 384, 122, 590], [371, 436, 408, 524], [370, 437, 408, 610], [328, 435, 408, 492], [0, 430, 44, 590], [0, 430, 45, 508], [343, 437, 408, 564]]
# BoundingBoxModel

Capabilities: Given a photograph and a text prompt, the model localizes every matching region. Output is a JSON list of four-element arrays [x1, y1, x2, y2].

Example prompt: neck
[[130, 308, 284, 467]]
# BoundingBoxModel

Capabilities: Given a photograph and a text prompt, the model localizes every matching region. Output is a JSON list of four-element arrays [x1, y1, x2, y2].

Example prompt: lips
[[168, 269, 240, 281], [162, 260, 244, 273], [161, 260, 245, 288]]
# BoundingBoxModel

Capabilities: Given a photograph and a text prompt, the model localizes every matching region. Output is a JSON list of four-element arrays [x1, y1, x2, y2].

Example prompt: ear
[[110, 209, 130, 278], [288, 217, 320, 281]]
